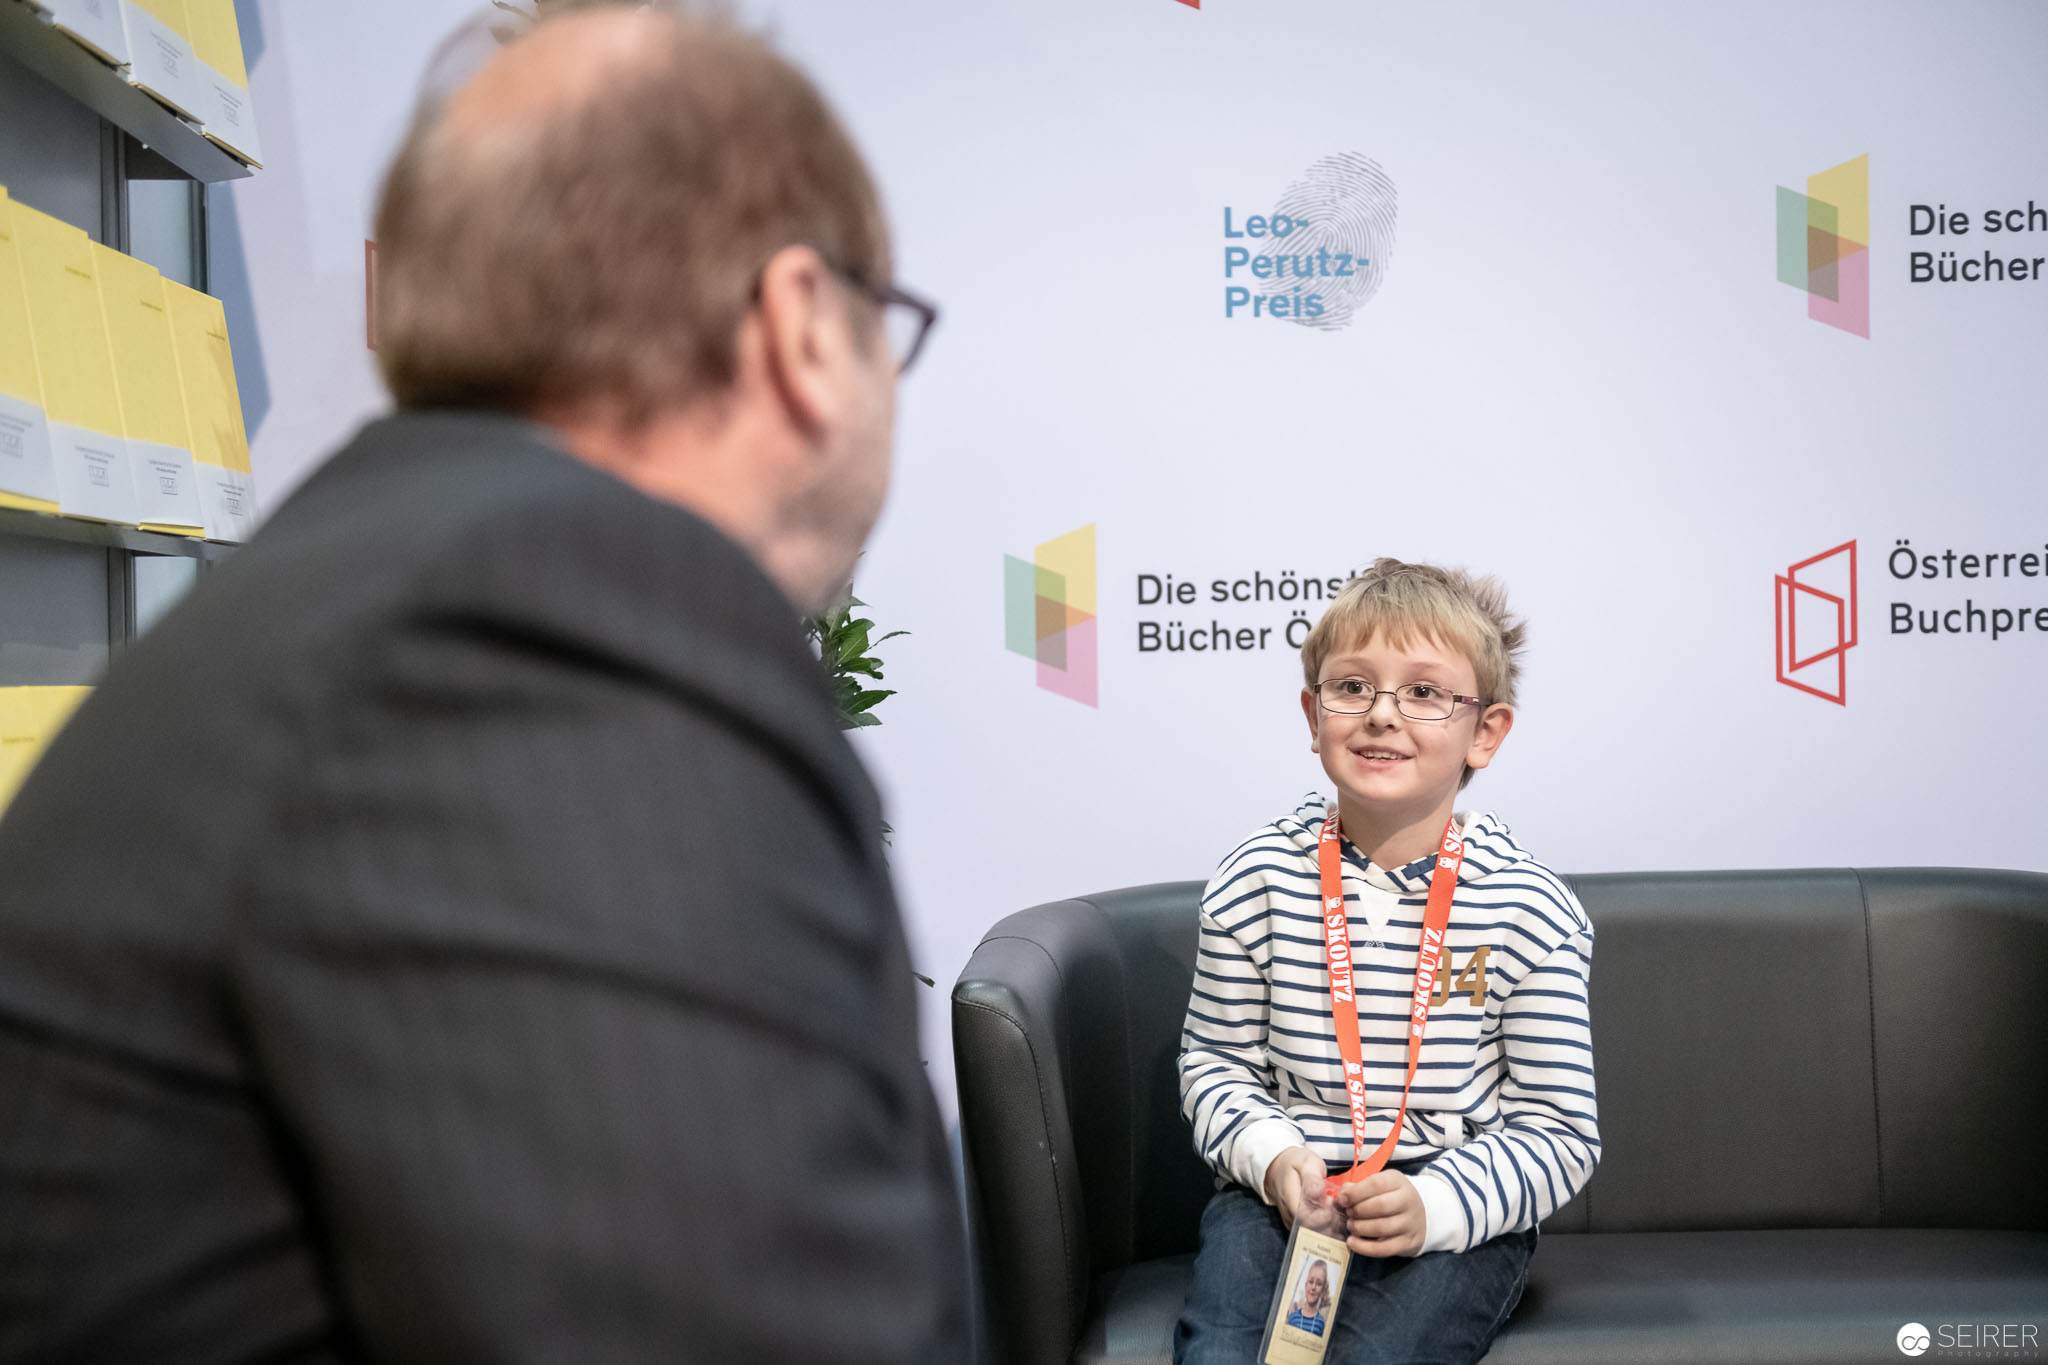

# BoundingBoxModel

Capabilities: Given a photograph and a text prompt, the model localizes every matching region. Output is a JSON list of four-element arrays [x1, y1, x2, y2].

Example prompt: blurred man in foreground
[[0, 5, 965, 1360]]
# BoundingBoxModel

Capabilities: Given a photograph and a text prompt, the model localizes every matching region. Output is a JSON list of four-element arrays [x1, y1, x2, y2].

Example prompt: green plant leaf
[[834, 623, 873, 659], [805, 581, 906, 733], [845, 687, 894, 716]]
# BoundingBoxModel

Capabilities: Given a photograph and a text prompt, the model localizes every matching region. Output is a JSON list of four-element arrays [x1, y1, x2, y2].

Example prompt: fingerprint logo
[[1265, 153, 1398, 330]]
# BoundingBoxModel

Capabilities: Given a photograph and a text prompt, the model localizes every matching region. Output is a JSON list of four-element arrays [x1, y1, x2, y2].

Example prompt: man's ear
[[753, 244, 851, 440], [1464, 703, 1514, 773], [1301, 687, 1321, 754]]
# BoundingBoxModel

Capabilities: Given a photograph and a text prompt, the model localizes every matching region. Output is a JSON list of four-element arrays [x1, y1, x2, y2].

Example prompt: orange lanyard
[[1316, 810, 1465, 1196]]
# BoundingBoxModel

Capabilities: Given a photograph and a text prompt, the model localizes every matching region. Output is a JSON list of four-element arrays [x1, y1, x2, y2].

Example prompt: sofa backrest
[[1556, 867, 2048, 1235], [952, 868, 2048, 1360]]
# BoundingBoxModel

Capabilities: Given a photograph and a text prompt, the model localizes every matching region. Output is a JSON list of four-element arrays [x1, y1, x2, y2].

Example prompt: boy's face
[[1300, 631, 1514, 832], [1304, 1262, 1327, 1310]]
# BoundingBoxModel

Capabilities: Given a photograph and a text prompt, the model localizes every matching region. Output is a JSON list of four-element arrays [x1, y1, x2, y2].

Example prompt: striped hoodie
[[1178, 793, 1600, 1255]]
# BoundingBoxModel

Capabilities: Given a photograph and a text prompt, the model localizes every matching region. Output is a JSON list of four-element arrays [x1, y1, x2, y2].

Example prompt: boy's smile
[[1301, 633, 1514, 868]]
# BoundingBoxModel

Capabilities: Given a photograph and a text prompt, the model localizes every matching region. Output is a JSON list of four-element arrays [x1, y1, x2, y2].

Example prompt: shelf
[[0, 504, 236, 561], [0, 0, 252, 184]]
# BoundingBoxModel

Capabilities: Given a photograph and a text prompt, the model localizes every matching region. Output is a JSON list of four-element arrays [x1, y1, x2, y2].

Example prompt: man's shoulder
[[226, 411, 803, 687], [254, 411, 644, 583], [58, 410, 839, 837], [172, 413, 600, 644]]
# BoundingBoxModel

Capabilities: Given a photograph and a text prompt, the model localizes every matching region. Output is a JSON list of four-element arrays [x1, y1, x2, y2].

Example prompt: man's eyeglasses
[[830, 264, 939, 376], [1314, 678, 1489, 721]]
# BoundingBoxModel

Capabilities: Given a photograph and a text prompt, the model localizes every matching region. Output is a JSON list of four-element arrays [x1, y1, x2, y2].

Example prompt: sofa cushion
[[1489, 1228, 2048, 1364], [1074, 1254, 1189, 1365], [1073, 1231, 2048, 1365]]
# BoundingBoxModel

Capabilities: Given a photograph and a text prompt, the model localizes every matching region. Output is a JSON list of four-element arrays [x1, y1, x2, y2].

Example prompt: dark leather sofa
[[951, 869, 2048, 1364]]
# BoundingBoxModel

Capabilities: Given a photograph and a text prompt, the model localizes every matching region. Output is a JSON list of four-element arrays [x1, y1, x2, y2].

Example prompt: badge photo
[[1257, 1223, 1353, 1365]]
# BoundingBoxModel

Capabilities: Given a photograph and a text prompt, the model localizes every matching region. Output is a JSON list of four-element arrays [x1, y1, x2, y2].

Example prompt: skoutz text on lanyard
[[1316, 811, 1465, 1199]]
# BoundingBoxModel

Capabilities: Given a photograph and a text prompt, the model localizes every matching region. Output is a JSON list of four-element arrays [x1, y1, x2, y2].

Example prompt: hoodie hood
[[1277, 792, 1532, 894]]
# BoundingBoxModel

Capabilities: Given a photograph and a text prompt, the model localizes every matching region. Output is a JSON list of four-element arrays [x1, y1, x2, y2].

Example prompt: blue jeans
[[1173, 1178, 1535, 1365]]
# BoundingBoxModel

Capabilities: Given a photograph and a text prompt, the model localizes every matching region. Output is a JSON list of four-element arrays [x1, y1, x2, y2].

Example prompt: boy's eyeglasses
[[1314, 678, 1489, 721]]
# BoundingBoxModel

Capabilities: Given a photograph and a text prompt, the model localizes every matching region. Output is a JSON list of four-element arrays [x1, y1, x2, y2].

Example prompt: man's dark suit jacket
[[0, 412, 969, 1362]]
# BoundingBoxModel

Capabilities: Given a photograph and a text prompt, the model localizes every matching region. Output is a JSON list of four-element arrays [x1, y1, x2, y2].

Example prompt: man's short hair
[[1302, 558, 1526, 785], [373, 3, 890, 418]]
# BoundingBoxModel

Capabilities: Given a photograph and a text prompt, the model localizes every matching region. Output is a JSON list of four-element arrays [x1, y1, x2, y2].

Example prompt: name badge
[[1258, 1223, 1352, 1365]]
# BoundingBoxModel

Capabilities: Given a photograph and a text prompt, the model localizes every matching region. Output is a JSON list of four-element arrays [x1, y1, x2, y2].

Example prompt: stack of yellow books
[[0, 187, 254, 541], [27, 0, 262, 166]]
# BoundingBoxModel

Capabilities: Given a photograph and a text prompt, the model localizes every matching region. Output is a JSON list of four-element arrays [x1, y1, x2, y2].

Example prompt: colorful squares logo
[[1774, 540, 1858, 705], [1776, 154, 1869, 338], [1004, 524, 1097, 708]]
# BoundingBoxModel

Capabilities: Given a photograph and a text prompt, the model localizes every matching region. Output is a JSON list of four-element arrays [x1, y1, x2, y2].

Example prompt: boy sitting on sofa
[[1175, 559, 1601, 1364]]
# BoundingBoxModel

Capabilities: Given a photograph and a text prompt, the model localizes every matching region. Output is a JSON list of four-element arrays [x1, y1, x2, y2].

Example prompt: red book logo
[[1775, 541, 1858, 705]]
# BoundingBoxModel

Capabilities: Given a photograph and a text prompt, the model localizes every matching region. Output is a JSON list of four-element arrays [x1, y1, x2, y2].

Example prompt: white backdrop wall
[[216, 0, 2048, 1123]]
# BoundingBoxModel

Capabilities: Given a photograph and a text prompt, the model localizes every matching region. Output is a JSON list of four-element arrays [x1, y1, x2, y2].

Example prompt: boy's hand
[[1263, 1146, 1340, 1233], [1336, 1171, 1426, 1257]]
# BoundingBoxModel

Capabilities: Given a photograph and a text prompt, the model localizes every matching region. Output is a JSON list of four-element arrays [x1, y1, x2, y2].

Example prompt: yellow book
[[120, 0, 206, 122], [183, 0, 261, 166], [184, 0, 241, 85], [0, 188, 61, 513], [126, 0, 195, 39], [94, 244, 205, 534], [163, 278, 254, 541], [44, 0, 131, 68], [0, 686, 92, 819], [9, 200, 138, 525]]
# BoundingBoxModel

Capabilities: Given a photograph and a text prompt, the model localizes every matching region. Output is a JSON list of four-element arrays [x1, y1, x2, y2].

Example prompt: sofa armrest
[[954, 905, 1121, 1365]]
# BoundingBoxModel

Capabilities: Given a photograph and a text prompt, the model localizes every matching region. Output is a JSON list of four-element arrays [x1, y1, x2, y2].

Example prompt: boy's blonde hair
[[1302, 557, 1527, 714]]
